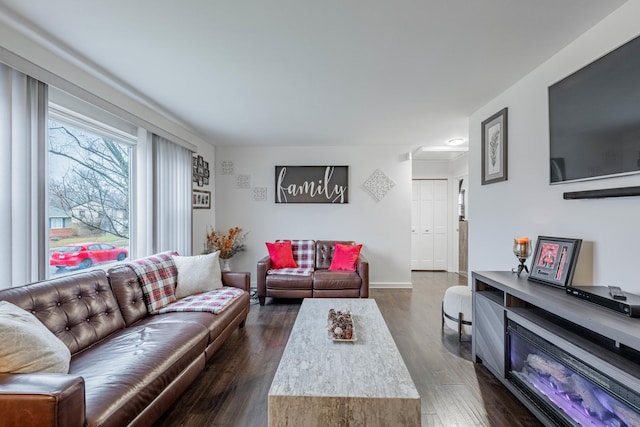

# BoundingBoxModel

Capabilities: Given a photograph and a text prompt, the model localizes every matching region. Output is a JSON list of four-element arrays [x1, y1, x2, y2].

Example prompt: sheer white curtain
[[0, 63, 47, 288], [152, 134, 192, 255]]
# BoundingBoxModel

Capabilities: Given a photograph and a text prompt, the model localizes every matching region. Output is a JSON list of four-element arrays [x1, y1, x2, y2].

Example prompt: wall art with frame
[[192, 189, 211, 209], [481, 108, 508, 185], [192, 155, 210, 187], [528, 236, 582, 288]]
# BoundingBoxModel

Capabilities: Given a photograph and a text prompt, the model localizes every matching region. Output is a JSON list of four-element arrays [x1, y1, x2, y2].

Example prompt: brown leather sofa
[[0, 265, 250, 427], [257, 240, 369, 305]]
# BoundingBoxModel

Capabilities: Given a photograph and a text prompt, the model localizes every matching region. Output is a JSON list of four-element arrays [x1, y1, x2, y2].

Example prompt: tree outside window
[[48, 119, 131, 276]]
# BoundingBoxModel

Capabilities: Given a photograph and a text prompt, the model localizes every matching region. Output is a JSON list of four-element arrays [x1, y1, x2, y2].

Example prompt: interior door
[[411, 179, 448, 271], [420, 180, 435, 269], [410, 181, 422, 269], [433, 180, 448, 270]]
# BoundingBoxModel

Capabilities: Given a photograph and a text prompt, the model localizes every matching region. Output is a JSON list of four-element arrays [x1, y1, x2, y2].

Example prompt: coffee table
[[268, 298, 421, 426]]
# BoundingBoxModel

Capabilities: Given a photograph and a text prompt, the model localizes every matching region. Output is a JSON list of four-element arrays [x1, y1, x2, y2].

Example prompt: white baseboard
[[370, 282, 413, 289]]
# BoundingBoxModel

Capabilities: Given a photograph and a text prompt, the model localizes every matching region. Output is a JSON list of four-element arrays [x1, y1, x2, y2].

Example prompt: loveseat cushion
[[70, 319, 208, 427], [265, 273, 313, 290], [0, 270, 126, 355], [312, 270, 363, 290], [267, 267, 314, 276]]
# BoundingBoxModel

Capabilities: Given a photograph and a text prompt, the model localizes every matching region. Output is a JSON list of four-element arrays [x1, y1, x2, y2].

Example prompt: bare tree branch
[[49, 121, 129, 239]]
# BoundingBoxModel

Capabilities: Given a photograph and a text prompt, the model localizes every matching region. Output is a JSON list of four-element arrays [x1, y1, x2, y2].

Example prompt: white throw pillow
[[173, 251, 223, 298], [0, 301, 71, 374]]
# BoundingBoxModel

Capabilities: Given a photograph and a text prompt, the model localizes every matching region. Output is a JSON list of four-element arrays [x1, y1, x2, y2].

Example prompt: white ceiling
[[0, 0, 628, 156]]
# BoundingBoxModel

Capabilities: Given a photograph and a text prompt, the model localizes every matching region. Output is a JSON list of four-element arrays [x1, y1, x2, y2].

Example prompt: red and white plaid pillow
[[128, 252, 178, 313], [277, 240, 315, 269]]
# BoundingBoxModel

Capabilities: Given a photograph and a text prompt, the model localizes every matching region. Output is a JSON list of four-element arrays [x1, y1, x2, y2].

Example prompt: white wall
[[469, 0, 640, 291], [215, 145, 413, 287]]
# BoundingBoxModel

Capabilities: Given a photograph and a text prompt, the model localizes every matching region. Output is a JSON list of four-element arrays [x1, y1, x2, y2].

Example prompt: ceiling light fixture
[[446, 138, 466, 146], [420, 146, 468, 152]]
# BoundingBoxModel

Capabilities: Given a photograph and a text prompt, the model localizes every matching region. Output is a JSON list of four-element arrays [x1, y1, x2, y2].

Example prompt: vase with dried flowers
[[204, 226, 248, 271]]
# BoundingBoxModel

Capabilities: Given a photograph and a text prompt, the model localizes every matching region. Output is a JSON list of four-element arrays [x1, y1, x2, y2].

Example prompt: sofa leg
[[259, 297, 265, 306], [239, 319, 246, 328]]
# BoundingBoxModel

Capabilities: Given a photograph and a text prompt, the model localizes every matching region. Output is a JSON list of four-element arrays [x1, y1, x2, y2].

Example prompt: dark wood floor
[[154, 272, 543, 426]]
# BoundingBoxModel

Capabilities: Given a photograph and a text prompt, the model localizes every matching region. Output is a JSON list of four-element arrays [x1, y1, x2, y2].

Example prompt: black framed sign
[[528, 236, 582, 288], [275, 166, 349, 203]]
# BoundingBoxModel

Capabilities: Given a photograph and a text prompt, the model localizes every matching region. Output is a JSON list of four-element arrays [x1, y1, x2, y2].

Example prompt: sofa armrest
[[256, 256, 272, 303], [221, 271, 251, 292], [356, 254, 369, 298], [0, 373, 85, 427]]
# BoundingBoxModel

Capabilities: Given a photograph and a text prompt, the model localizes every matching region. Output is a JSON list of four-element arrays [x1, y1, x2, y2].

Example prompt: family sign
[[275, 166, 349, 204]]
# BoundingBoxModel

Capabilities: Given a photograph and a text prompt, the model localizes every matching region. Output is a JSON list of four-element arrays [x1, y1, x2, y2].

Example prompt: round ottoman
[[442, 285, 473, 341]]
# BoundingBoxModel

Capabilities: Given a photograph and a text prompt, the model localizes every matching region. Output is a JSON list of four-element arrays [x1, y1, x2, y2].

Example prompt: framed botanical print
[[481, 108, 508, 185]]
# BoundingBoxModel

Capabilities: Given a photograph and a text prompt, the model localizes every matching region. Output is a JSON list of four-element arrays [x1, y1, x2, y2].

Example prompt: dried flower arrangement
[[204, 226, 248, 259]]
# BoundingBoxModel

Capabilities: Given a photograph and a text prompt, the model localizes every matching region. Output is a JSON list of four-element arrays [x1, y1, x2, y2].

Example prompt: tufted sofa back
[[315, 240, 355, 270], [0, 270, 125, 355], [106, 265, 148, 326]]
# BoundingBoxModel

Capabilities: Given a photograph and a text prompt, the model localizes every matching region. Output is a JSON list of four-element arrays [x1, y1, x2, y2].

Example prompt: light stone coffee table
[[268, 298, 421, 427]]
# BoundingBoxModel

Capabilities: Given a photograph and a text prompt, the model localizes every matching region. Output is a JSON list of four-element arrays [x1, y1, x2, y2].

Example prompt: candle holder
[[512, 238, 532, 277]]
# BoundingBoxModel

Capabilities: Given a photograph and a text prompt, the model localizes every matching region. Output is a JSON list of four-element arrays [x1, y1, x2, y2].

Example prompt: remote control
[[608, 286, 627, 300]]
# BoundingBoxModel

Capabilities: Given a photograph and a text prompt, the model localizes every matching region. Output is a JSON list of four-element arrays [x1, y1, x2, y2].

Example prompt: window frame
[[46, 101, 137, 278]]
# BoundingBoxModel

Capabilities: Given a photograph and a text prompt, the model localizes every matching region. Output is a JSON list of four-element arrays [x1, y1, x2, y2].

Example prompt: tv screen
[[548, 35, 640, 184]]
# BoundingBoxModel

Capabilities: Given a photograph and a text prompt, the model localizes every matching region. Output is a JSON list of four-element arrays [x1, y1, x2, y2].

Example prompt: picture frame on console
[[481, 107, 508, 185], [529, 236, 582, 288]]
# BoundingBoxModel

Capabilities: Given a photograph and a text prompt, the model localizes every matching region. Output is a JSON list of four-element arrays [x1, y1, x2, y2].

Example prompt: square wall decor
[[362, 169, 395, 202]]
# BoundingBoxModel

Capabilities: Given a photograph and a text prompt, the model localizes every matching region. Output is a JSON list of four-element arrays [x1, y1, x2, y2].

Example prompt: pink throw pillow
[[329, 243, 363, 271], [266, 241, 298, 269]]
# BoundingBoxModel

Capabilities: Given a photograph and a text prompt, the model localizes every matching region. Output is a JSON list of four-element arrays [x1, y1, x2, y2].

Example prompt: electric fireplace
[[507, 319, 640, 427]]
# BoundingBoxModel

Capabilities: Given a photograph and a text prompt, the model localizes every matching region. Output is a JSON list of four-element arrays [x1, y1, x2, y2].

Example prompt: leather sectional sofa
[[257, 240, 369, 305], [0, 262, 250, 427]]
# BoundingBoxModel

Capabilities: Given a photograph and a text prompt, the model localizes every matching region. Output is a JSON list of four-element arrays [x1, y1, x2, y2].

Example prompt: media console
[[472, 271, 640, 426]]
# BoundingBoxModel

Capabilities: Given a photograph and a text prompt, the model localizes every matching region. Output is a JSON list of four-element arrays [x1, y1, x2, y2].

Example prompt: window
[[48, 113, 133, 276], [50, 218, 64, 229]]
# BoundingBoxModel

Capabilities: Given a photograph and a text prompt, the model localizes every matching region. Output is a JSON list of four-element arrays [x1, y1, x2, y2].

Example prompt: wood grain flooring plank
[[154, 273, 542, 427]]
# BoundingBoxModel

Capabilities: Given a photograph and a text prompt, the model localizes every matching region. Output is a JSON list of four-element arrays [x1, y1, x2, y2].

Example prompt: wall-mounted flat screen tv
[[548, 34, 640, 184]]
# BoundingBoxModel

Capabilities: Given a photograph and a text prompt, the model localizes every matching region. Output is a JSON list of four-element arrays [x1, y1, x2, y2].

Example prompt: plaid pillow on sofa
[[127, 252, 178, 313], [278, 240, 315, 269]]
